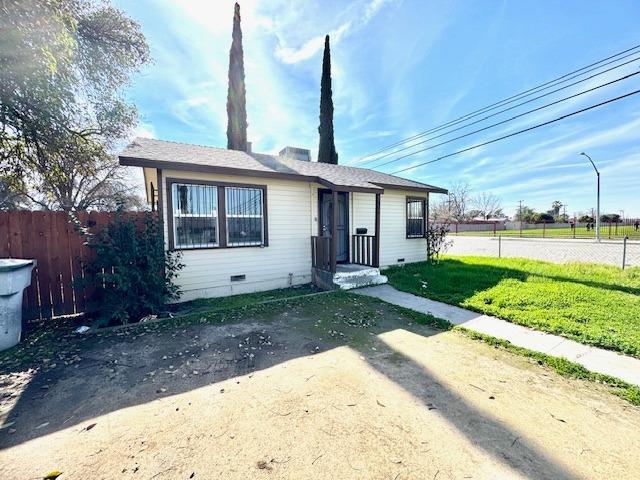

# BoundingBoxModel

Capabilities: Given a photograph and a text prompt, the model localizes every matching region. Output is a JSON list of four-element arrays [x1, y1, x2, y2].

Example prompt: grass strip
[[455, 326, 640, 406]]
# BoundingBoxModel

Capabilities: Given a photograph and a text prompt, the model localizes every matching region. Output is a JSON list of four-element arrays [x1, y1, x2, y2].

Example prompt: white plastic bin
[[0, 259, 36, 351]]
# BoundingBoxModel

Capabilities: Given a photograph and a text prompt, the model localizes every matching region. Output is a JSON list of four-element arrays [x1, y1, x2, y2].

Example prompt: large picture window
[[167, 179, 268, 250], [172, 183, 219, 248], [406, 197, 426, 238], [226, 186, 264, 246]]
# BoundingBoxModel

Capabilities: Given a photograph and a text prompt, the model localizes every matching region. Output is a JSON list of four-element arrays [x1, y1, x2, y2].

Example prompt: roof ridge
[[134, 137, 233, 153], [135, 137, 391, 175]]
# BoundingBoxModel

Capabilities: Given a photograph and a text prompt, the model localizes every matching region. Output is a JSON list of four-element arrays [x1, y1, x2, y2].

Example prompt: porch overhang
[[312, 189, 382, 279], [372, 182, 448, 194], [315, 179, 383, 194]]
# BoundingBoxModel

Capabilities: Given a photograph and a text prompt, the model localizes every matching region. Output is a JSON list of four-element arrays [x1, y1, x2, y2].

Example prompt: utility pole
[[580, 152, 600, 242], [518, 200, 523, 237]]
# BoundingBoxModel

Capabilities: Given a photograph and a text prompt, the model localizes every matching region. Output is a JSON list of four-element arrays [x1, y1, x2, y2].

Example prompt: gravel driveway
[[1, 293, 639, 479]]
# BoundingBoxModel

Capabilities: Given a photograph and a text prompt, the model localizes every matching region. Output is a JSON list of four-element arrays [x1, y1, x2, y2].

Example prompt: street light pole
[[580, 152, 600, 242]]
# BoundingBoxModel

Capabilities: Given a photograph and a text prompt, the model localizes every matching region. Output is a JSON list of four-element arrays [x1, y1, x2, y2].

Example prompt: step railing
[[352, 234, 377, 267], [311, 235, 333, 272]]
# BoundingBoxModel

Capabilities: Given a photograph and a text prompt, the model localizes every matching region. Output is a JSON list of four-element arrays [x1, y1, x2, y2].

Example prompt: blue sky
[[115, 0, 640, 218]]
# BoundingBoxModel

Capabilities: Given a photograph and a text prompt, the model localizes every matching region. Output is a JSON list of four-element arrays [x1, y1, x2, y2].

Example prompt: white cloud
[[134, 121, 157, 139], [275, 22, 351, 64], [364, 0, 394, 21], [273, 0, 398, 65]]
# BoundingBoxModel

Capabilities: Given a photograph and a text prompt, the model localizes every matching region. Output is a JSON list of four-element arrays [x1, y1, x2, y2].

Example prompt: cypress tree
[[318, 35, 338, 164], [226, 2, 248, 151]]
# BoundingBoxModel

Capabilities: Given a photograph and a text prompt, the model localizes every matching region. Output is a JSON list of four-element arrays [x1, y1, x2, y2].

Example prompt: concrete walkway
[[354, 284, 640, 387]]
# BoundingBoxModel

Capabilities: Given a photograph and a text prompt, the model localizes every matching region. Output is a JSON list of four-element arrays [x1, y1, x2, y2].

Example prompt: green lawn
[[457, 226, 640, 240], [385, 256, 640, 357]]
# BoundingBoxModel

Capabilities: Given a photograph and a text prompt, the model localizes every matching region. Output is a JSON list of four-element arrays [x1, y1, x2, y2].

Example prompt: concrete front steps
[[312, 264, 388, 291], [333, 264, 388, 290]]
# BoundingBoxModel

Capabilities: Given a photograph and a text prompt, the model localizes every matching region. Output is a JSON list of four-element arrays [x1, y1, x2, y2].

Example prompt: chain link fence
[[447, 235, 640, 269], [450, 219, 640, 240]]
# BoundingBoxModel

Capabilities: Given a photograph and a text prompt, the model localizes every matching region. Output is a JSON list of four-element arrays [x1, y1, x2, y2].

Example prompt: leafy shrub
[[532, 212, 554, 223], [81, 212, 183, 326]]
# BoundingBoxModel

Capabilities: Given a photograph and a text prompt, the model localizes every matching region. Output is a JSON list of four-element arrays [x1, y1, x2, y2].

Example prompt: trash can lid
[[0, 259, 36, 272]]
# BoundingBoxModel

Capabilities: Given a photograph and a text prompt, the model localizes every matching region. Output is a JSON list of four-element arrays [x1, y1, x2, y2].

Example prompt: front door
[[319, 191, 349, 263]]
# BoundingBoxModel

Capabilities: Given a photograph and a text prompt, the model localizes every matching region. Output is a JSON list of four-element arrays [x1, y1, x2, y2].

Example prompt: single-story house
[[119, 138, 447, 301]]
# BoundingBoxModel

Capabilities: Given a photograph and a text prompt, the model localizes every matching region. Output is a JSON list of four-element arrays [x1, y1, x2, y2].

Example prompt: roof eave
[[120, 155, 384, 194], [120, 155, 319, 183]]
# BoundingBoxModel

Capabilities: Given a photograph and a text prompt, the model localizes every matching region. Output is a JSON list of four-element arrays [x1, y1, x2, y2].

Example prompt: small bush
[[81, 211, 183, 326], [427, 222, 452, 264]]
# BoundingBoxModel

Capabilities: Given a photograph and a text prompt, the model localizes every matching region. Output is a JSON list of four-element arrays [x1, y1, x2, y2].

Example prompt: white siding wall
[[350, 192, 376, 235], [161, 169, 318, 301], [350, 190, 428, 268], [159, 168, 429, 301], [310, 184, 320, 236], [143, 167, 157, 204]]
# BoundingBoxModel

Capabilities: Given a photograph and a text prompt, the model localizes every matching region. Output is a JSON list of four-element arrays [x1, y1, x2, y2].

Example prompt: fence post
[[498, 235, 502, 258], [543, 221, 546, 238], [622, 236, 628, 270]]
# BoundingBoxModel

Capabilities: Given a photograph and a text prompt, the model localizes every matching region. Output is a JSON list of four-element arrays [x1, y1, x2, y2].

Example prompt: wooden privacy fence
[[0, 211, 147, 322]]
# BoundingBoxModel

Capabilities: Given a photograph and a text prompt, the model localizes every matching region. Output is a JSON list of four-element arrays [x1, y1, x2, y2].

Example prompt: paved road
[[447, 235, 640, 268]]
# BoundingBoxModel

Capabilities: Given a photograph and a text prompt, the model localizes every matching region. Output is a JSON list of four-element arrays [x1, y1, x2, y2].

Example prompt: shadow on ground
[[0, 292, 586, 478], [387, 257, 640, 298]]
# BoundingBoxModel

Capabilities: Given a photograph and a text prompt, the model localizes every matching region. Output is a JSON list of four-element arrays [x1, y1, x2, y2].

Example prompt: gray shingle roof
[[119, 137, 447, 194]]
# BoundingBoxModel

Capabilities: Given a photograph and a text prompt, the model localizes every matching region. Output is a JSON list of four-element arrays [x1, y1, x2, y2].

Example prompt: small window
[[406, 198, 425, 238], [172, 183, 219, 248], [226, 186, 264, 246]]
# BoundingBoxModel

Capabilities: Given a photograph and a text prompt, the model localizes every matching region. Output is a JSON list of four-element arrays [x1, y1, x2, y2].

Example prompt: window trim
[[165, 177, 268, 250], [406, 196, 427, 239], [171, 182, 220, 249], [225, 186, 265, 247]]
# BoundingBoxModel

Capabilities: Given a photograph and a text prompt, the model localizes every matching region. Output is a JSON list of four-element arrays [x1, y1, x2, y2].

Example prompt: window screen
[[226, 187, 264, 246], [406, 198, 425, 238], [172, 183, 218, 248]]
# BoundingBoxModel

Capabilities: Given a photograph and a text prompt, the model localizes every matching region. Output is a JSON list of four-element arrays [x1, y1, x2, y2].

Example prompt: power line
[[389, 89, 640, 175], [355, 43, 640, 163], [359, 45, 640, 163], [368, 70, 640, 170], [366, 59, 640, 168]]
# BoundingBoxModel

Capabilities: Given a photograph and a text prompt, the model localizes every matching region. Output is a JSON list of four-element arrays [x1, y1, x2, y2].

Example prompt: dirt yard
[[1, 293, 639, 479]]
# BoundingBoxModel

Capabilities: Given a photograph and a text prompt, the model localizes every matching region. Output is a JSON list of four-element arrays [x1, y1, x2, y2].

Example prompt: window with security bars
[[406, 198, 425, 238], [172, 183, 219, 248], [226, 186, 264, 246]]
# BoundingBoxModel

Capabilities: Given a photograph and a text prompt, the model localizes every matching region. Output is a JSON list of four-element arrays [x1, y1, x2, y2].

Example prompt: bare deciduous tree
[[430, 182, 472, 222], [472, 192, 504, 220]]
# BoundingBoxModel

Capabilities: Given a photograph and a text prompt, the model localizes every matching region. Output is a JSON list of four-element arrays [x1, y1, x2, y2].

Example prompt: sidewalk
[[354, 284, 640, 387]]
